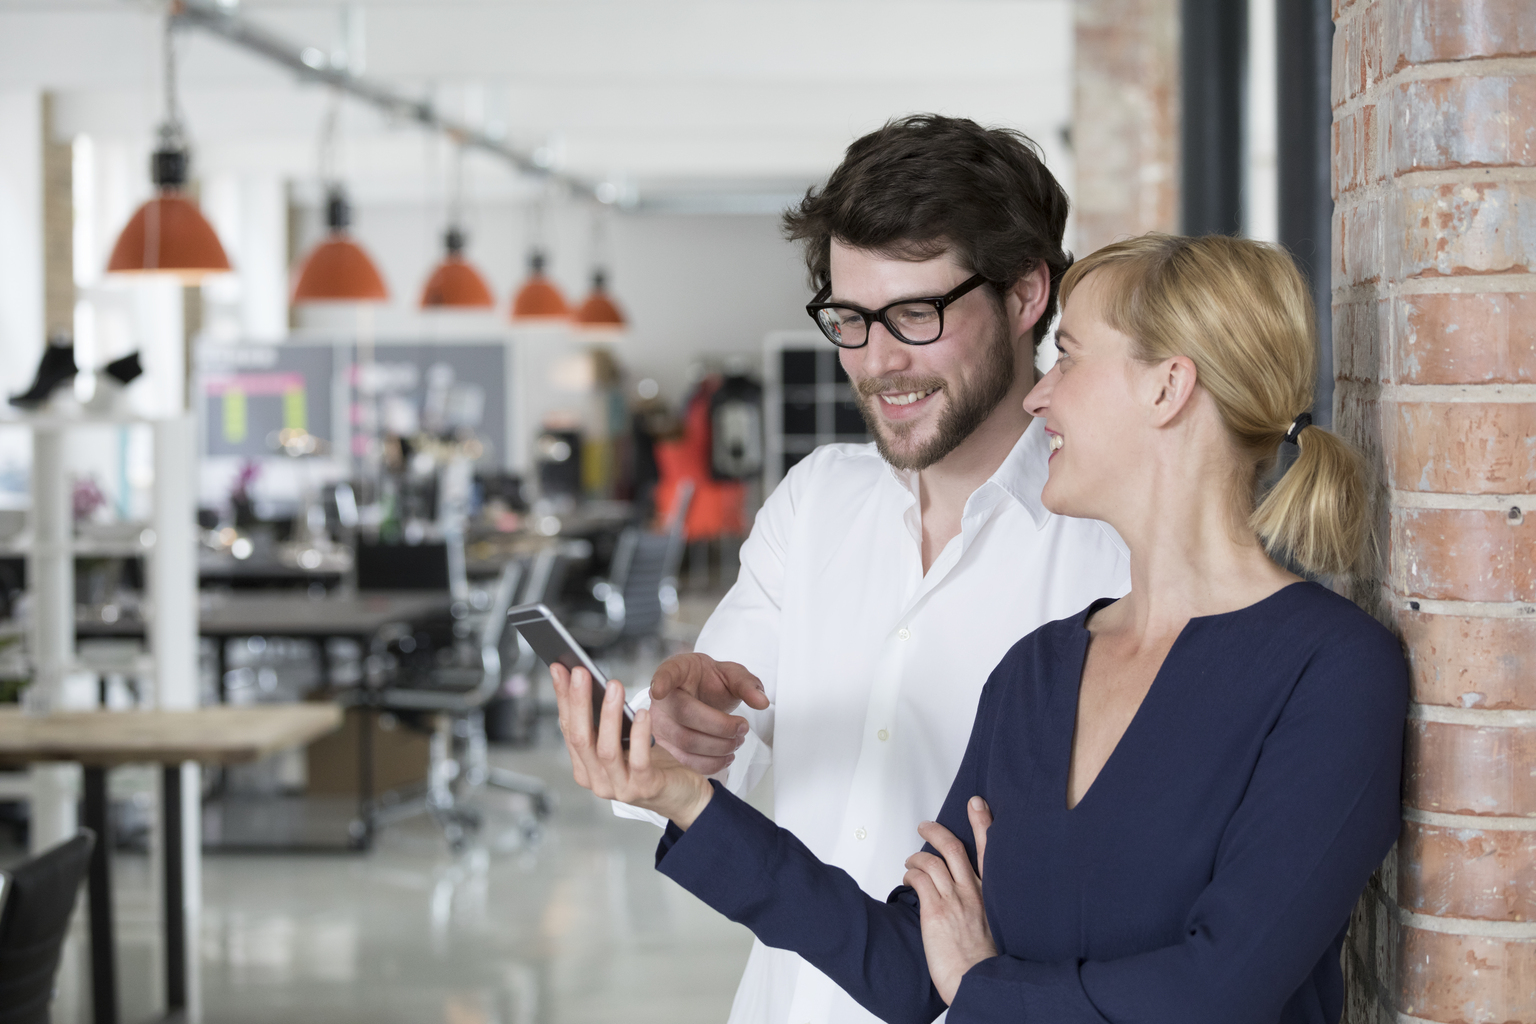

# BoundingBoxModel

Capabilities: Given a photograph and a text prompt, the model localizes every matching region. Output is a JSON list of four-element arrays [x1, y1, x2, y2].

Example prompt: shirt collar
[[878, 418, 1053, 530], [989, 418, 1052, 530]]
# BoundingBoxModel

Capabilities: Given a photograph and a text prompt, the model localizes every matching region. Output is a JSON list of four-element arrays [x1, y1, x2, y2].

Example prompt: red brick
[[1394, 292, 1536, 384], [1336, 198, 1385, 285], [1335, 298, 1390, 383], [1405, 718, 1536, 817], [1390, 0, 1536, 70], [1400, 612, 1536, 710], [1387, 402, 1536, 493], [1362, 1, 1386, 90], [1399, 818, 1536, 921], [1393, 181, 1536, 279], [1336, 105, 1385, 195], [1390, 76, 1536, 174], [1397, 925, 1536, 1021], [1393, 508, 1536, 602]]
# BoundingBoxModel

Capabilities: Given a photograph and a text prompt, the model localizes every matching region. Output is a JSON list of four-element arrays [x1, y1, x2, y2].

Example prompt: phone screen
[[507, 603, 633, 746]]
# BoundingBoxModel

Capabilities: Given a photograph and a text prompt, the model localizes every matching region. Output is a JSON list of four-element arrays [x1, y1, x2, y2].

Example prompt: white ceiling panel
[[0, 0, 1075, 200]]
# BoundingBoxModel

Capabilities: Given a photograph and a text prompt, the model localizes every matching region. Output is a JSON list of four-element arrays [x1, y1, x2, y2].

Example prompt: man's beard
[[852, 320, 1017, 472]]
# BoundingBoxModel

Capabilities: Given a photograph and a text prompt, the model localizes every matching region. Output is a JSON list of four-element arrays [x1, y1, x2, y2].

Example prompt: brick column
[[1072, 0, 1180, 253], [1331, 2, 1536, 1022]]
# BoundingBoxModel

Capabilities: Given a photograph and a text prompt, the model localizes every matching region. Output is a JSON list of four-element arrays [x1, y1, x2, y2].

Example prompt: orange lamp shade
[[420, 256, 495, 308], [573, 289, 626, 330], [573, 271, 627, 331], [292, 234, 390, 303], [106, 192, 232, 282], [511, 275, 571, 321]]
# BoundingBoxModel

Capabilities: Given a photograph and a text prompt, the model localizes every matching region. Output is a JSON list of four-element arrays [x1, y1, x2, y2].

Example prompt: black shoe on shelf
[[9, 334, 78, 409], [103, 351, 143, 386]]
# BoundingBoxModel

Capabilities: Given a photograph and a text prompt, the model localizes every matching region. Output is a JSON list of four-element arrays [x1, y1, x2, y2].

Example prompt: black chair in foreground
[[0, 830, 96, 1024]]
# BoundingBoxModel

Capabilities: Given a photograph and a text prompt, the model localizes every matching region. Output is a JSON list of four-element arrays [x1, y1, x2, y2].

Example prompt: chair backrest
[[0, 830, 95, 1024], [356, 541, 451, 591], [616, 531, 674, 638], [603, 482, 695, 641]]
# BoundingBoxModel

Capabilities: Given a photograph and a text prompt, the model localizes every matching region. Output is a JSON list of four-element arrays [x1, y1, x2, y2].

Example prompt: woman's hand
[[903, 797, 997, 1005], [551, 663, 715, 829]]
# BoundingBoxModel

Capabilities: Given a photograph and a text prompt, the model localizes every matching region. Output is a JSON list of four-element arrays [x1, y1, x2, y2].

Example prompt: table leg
[[356, 705, 375, 850], [162, 766, 187, 1013], [82, 766, 119, 1024], [214, 638, 228, 704], [316, 637, 332, 691]]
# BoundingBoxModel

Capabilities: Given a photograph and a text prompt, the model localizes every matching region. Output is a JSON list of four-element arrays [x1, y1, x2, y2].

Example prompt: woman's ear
[[1148, 355, 1199, 427], [1007, 263, 1052, 343]]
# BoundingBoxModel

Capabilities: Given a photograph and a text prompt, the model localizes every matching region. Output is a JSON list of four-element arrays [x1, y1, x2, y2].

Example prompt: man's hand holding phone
[[551, 665, 715, 829], [647, 653, 771, 774]]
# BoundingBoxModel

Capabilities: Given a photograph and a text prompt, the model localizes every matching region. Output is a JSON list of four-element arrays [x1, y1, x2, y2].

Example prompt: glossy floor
[[39, 724, 767, 1024]]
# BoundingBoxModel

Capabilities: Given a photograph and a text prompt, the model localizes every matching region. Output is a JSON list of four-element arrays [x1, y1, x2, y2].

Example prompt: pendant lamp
[[106, 20, 230, 282], [420, 228, 495, 308], [292, 188, 389, 303], [510, 251, 571, 322], [572, 269, 627, 332]]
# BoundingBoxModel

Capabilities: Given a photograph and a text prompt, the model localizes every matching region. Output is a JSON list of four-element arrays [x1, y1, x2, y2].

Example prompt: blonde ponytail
[[1061, 234, 1373, 578], [1251, 422, 1370, 577]]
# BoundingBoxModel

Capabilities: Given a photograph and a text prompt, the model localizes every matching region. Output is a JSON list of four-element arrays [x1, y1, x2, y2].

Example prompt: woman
[[553, 233, 1407, 1024]]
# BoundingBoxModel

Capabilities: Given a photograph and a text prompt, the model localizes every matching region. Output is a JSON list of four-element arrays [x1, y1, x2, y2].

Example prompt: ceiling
[[0, 0, 1074, 209]]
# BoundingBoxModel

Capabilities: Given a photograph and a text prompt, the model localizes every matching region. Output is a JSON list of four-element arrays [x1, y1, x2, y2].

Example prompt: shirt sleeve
[[654, 677, 1001, 1024], [947, 629, 1408, 1024], [613, 455, 807, 824]]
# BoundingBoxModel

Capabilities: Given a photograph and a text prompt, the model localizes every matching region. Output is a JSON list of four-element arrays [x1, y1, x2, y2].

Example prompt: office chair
[[570, 480, 693, 653], [366, 559, 555, 849], [0, 830, 95, 1024]]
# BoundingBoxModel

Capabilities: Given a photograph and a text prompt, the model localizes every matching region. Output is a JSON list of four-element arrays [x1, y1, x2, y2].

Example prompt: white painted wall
[[0, 90, 43, 395]]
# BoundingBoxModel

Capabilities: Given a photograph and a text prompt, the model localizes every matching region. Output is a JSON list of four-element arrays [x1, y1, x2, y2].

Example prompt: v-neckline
[[1061, 582, 1311, 812]]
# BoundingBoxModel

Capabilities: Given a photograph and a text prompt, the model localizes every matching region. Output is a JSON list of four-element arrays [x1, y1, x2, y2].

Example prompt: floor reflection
[[190, 726, 761, 1024]]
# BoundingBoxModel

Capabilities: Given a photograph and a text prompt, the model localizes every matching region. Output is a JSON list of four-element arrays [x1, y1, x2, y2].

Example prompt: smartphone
[[506, 602, 634, 747]]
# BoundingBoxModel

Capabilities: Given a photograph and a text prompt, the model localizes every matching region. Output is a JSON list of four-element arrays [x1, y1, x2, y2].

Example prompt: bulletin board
[[199, 344, 335, 458], [198, 341, 509, 466]]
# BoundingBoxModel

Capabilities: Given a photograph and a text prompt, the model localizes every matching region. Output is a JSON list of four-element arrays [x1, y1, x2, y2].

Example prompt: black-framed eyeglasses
[[805, 273, 990, 349]]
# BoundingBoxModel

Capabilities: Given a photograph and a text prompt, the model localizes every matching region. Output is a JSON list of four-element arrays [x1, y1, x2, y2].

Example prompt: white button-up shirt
[[621, 419, 1130, 1024]]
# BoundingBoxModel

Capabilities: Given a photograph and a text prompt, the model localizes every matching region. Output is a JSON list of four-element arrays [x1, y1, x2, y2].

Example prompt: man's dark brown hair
[[782, 114, 1071, 346]]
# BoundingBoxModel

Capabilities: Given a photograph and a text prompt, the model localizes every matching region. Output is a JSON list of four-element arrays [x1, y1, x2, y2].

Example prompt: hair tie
[[1283, 412, 1312, 446]]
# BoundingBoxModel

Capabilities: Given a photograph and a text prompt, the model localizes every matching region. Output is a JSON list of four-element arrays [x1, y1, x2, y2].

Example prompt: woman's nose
[[1023, 367, 1055, 418]]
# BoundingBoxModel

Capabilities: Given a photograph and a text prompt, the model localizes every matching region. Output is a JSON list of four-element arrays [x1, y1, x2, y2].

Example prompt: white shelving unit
[[0, 411, 201, 1018]]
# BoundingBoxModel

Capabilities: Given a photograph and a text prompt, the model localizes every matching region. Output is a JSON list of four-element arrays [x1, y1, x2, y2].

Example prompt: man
[[566, 115, 1130, 1024]]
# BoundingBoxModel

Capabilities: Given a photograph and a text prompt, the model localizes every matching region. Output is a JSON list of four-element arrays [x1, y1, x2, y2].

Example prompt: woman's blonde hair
[[1059, 233, 1368, 577]]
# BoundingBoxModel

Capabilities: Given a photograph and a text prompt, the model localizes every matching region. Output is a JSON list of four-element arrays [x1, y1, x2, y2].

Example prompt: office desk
[[0, 704, 343, 1024], [75, 591, 456, 853]]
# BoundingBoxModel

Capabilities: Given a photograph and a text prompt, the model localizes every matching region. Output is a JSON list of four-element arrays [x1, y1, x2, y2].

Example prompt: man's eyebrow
[[827, 285, 963, 307]]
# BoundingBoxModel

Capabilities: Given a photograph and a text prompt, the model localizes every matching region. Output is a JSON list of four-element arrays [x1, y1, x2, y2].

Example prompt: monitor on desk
[[355, 542, 451, 591]]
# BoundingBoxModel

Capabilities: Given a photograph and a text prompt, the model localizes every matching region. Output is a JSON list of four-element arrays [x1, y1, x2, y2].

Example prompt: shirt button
[[897, 628, 911, 641], [854, 827, 867, 840], [877, 729, 889, 741]]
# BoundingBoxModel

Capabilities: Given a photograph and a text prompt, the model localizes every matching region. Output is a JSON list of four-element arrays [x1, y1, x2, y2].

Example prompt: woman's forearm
[[657, 782, 948, 1024]]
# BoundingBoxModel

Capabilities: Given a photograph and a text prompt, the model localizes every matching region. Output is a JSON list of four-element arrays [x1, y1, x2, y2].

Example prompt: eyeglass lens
[[815, 301, 944, 347]]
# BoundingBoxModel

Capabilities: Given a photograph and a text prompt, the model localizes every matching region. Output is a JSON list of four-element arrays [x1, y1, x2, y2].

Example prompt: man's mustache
[[853, 376, 947, 400]]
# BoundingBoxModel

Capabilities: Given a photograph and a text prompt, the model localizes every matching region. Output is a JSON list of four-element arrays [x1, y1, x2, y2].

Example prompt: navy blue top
[[656, 582, 1407, 1024]]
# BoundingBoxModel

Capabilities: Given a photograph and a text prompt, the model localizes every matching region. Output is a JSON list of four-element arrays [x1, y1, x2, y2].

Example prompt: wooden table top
[[0, 704, 344, 767]]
